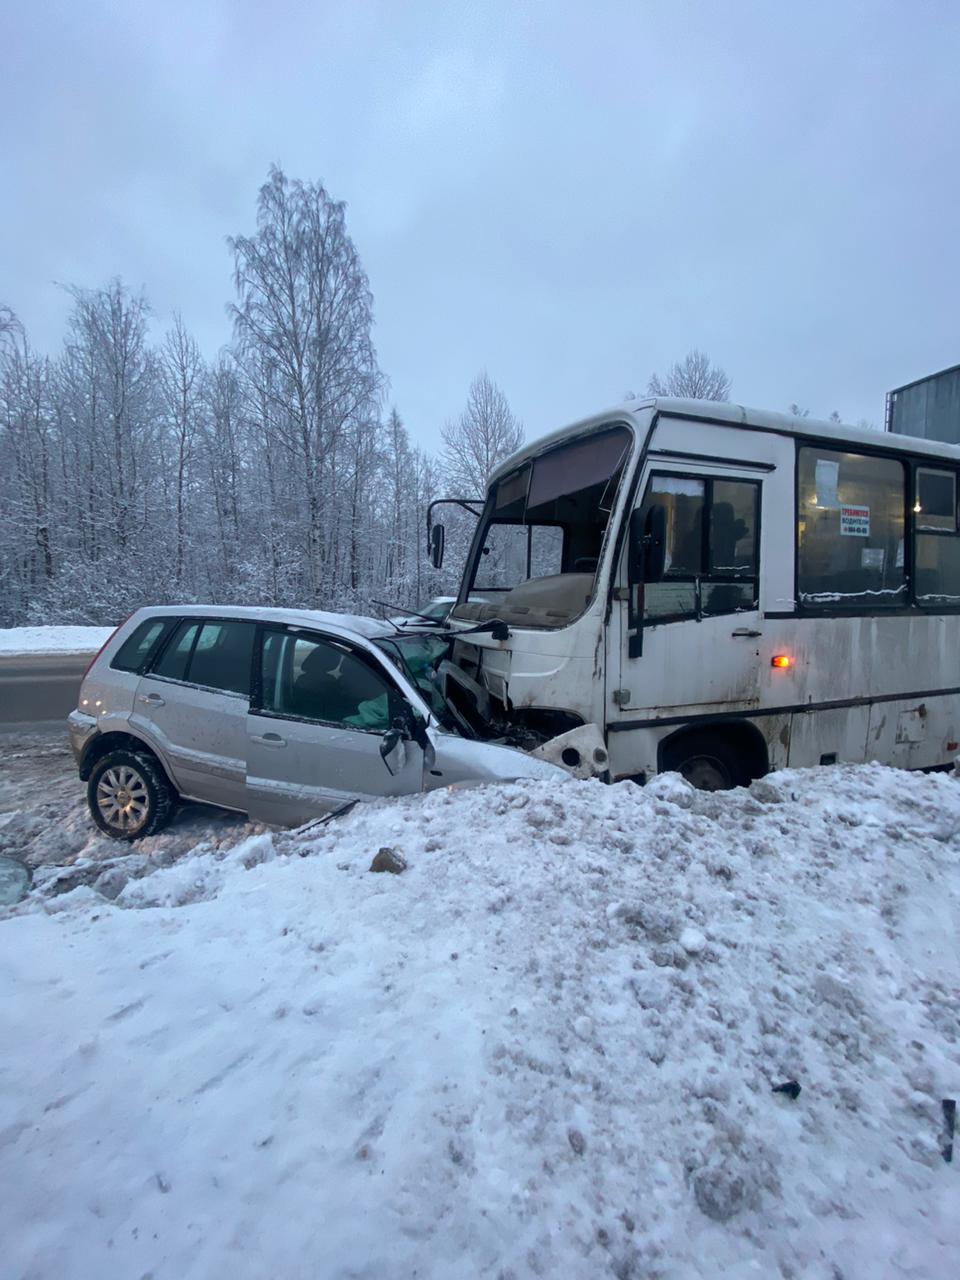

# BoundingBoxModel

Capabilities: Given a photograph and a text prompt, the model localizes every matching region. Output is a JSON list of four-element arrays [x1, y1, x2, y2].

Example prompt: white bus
[[426, 397, 960, 789]]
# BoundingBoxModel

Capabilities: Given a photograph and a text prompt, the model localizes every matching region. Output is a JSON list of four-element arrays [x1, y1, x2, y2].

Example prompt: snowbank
[[0, 625, 114, 656], [1, 765, 958, 1278]]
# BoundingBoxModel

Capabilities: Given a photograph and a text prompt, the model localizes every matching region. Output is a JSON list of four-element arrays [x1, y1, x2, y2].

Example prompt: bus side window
[[914, 467, 960, 606], [638, 475, 759, 621], [797, 448, 906, 609]]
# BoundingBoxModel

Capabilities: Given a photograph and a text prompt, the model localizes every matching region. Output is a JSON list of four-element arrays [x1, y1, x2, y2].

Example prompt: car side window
[[187, 621, 255, 695], [111, 617, 176, 673], [152, 621, 199, 681], [258, 630, 398, 732], [149, 619, 255, 695]]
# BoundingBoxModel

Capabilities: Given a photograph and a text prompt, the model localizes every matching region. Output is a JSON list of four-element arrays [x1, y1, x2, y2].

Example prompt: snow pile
[[0, 625, 114, 655], [1, 766, 958, 1278]]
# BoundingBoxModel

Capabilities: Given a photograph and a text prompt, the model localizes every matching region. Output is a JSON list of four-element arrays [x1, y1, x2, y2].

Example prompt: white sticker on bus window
[[840, 504, 869, 536], [861, 546, 884, 571], [815, 459, 839, 507]]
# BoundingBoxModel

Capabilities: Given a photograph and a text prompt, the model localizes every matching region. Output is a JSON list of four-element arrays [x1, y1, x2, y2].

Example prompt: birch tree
[[159, 314, 204, 583], [229, 166, 383, 602], [441, 371, 523, 495], [647, 349, 731, 401]]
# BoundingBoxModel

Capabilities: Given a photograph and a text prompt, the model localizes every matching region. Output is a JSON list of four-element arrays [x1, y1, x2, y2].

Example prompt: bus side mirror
[[429, 523, 445, 570], [629, 504, 667, 584]]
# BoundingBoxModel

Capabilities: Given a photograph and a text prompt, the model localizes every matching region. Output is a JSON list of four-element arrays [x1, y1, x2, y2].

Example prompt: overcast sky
[[4, 0, 958, 448]]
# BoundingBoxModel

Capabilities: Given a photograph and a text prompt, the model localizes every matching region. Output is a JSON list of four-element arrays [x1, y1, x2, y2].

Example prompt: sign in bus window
[[798, 448, 906, 608]]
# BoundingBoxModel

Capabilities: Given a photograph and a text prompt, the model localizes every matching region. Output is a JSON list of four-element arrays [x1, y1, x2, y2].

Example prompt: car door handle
[[139, 693, 165, 707], [731, 628, 762, 638], [251, 732, 286, 748]]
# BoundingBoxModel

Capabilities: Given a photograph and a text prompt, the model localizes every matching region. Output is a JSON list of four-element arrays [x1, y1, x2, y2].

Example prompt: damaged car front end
[[374, 630, 609, 784]]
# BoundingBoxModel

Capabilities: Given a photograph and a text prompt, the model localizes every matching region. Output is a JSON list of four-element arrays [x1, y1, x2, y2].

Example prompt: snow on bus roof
[[488, 397, 960, 487]]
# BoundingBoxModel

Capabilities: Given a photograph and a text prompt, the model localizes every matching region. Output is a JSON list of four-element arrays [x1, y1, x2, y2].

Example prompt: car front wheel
[[87, 749, 175, 840]]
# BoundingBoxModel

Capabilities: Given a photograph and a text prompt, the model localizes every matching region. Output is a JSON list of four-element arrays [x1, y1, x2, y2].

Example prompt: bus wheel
[[662, 732, 743, 791]]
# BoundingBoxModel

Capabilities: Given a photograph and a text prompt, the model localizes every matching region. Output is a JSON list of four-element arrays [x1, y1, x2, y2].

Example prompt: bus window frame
[[630, 470, 762, 629]]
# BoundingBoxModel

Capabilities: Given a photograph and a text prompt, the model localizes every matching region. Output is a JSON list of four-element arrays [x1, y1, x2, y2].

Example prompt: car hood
[[426, 730, 568, 786]]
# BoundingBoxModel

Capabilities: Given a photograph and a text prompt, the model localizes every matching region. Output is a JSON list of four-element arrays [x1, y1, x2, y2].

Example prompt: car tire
[[662, 731, 746, 791], [87, 749, 176, 840]]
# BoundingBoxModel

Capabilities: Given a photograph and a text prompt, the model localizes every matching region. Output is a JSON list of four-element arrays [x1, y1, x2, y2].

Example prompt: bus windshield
[[460, 424, 633, 627]]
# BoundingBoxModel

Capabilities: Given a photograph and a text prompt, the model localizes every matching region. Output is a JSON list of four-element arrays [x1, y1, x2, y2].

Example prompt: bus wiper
[[457, 618, 510, 641]]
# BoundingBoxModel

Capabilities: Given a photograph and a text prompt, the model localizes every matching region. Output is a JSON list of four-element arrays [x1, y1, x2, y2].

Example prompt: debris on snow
[[772, 1079, 802, 1100], [369, 846, 407, 874]]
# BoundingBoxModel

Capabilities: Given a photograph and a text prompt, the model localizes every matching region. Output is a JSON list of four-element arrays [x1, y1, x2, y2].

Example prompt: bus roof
[[487, 397, 960, 487]]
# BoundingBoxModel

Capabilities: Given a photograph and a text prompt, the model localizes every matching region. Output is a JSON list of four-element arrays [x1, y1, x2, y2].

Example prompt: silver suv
[[68, 605, 581, 840]]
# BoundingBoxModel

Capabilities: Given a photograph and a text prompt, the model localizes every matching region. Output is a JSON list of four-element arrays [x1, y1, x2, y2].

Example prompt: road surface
[[0, 653, 92, 725]]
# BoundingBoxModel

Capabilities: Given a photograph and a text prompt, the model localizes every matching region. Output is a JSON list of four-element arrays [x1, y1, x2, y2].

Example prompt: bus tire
[[661, 729, 748, 791]]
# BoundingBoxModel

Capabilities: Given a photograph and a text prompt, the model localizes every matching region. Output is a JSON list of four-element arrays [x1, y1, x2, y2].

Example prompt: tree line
[[0, 167, 522, 628], [2, 162, 753, 630]]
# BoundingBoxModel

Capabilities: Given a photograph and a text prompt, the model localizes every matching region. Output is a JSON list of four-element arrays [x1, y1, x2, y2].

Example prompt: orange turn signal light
[[771, 654, 793, 670]]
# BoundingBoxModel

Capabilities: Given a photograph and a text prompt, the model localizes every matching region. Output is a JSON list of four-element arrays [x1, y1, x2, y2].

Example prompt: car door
[[132, 617, 255, 811], [246, 626, 426, 826]]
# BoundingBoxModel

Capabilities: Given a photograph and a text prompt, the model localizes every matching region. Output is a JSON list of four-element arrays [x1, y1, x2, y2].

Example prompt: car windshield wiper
[[370, 599, 447, 627]]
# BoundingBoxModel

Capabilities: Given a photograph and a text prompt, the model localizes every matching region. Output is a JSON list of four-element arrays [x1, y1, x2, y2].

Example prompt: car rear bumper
[[67, 710, 98, 769]]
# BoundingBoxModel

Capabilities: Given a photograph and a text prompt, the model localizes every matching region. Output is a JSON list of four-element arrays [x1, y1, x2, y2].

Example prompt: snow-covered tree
[[229, 166, 383, 603], [441, 371, 523, 496], [647, 349, 731, 401]]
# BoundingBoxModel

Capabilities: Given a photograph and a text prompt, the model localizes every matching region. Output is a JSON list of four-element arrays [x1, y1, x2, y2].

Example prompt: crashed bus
[[415, 396, 960, 788]]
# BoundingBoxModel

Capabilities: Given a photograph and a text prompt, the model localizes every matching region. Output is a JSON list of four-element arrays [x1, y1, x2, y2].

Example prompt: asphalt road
[[0, 653, 92, 725]]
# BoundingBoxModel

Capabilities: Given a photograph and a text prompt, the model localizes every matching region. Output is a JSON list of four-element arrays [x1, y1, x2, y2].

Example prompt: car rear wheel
[[88, 749, 175, 840]]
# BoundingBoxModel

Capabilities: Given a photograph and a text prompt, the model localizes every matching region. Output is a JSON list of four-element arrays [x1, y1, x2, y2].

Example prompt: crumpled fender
[[531, 724, 608, 780]]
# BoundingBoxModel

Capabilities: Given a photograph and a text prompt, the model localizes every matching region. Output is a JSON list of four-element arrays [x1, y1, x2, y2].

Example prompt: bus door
[[616, 470, 764, 719]]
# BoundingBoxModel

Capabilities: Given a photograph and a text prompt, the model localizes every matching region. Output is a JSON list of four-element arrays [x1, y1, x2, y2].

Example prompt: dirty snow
[[0, 727, 264, 887], [0, 625, 115, 655], [1, 765, 959, 1278]]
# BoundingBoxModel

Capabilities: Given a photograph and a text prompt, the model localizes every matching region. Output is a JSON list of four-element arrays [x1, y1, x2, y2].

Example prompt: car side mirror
[[629, 504, 667, 585], [380, 710, 428, 775], [379, 723, 403, 775], [429, 523, 445, 570]]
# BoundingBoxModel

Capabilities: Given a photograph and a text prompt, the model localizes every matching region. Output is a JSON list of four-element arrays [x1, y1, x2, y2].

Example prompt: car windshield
[[375, 633, 453, 726]]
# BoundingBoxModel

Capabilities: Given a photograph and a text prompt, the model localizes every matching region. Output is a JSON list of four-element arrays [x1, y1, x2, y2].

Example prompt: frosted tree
[[159, 314, 204, 583], [441, 371, 523, 495], [0, 326, 54, 621], [229, 166, 383, 602], [0, 305, 22, 344], [62, 281, 157, 561], [647, 349, 731, 401]]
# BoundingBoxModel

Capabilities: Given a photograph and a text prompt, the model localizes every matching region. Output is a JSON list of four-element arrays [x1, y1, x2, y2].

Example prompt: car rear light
[[771, 654, 793, 670]]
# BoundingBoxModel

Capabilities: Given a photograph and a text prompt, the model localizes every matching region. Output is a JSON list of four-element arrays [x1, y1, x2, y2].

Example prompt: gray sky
[[4, 0, 959, 448]]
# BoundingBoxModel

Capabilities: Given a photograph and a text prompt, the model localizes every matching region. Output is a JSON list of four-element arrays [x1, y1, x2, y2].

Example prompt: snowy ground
[[1, 761, 958, 1279], [0, 726, 262, 885], [0, 625, 115, 655]]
